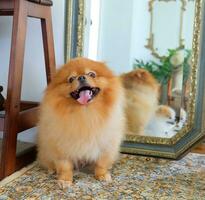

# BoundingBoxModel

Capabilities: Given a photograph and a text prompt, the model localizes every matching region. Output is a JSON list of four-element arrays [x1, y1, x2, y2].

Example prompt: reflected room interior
[[82, 0, 195, 138]]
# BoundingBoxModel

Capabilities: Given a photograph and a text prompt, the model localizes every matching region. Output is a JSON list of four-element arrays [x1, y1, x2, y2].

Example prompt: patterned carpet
[[0, 153, 205, 200]]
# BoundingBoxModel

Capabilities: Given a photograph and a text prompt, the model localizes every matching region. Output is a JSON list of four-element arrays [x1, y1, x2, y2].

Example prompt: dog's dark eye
[[68, 76, 76, 83], [87, 72, 96, 78]]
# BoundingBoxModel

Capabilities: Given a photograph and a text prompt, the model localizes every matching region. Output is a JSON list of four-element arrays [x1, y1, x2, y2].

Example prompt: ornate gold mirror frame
[[145, 0, 193, 59], [65, 0, 85, 62], [65, 0, 205, 158]]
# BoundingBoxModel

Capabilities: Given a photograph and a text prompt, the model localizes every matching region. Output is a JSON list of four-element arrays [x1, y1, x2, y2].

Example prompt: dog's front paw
[[57, 180, 72, 189], [95, 172, 112, 182]]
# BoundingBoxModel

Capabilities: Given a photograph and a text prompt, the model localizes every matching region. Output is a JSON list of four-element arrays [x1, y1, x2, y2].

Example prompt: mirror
[[146, 0, 195, 58], [65, 0, 205, 158]]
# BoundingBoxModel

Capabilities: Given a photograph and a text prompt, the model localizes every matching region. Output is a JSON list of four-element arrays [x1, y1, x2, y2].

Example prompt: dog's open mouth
[[70, 86, 100, 105]]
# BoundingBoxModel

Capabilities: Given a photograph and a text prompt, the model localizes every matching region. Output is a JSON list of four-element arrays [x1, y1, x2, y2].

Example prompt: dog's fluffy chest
[[38, 97, 124, 165], [51, 108, 118, 162], [56, 123, 112, 162]]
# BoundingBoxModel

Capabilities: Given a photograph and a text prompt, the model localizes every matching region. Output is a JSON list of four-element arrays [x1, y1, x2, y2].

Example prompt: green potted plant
[[133, 48, 192, 103]]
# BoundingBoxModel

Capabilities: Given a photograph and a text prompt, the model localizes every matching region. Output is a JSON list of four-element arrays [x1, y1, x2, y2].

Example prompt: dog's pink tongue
[[77, 90, 92, 105]]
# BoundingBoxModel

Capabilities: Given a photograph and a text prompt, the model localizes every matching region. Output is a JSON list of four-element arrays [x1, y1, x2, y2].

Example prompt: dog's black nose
[[78, 76, 86, 82]]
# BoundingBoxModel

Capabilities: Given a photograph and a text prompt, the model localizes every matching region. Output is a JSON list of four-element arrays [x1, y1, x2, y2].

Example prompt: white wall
[[97, 0, 134, 74], [86, 0, 195, 74], [130, 1, 153, 65], [88, 0, 161, 73], [0, 0, 65, 143], [130, 0, 195, 65], [85, 0, 151, 73], [183, 1, 195, 49]]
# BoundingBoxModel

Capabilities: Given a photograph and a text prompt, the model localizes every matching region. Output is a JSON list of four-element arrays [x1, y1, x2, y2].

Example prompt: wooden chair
[[0, 0, 56, 179]]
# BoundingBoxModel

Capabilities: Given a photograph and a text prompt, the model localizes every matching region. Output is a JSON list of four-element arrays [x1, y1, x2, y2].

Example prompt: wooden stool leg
[[0, 0, 28, 177], [41, 7, 56, 83]]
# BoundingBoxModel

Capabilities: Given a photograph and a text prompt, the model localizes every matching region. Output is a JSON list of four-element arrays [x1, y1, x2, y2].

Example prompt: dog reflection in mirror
[[146, 105, 176, 137], [121, 69, 187, 137], [146, 105, 187, 137], [121, 69, 159, 135]]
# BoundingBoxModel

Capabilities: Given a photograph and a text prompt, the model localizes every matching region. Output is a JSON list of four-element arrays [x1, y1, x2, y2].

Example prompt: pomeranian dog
[[145, 105, 176, 137], [121, 69, 159, 135], [37, 58, 125, 187], [146, 105, 187, 137]]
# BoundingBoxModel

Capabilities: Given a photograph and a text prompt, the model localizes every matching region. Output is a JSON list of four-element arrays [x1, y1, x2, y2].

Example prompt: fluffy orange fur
[[37, 58, 125, 187], [156, 105, 174, 118], [121, 69, 159, 135]]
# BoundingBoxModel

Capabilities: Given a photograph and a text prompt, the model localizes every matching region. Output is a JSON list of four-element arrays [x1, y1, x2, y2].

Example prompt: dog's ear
[[133, 69, 148, 79], [134, 71, 142, 78], [139, 71, 146, 78]]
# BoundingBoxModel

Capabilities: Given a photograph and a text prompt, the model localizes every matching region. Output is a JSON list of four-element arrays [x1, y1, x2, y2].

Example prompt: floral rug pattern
[[0, 153, 205, 200]]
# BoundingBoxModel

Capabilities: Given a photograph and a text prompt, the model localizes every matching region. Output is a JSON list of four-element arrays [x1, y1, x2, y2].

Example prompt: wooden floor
[[191, 139, 205, 154]]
